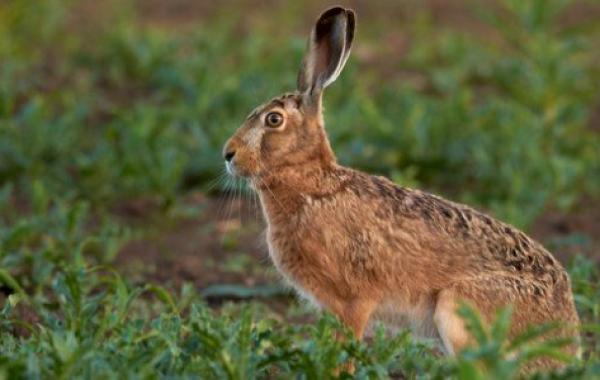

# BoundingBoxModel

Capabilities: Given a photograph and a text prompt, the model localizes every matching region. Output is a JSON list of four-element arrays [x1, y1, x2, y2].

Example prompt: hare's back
[[345, 169, 566, 279]]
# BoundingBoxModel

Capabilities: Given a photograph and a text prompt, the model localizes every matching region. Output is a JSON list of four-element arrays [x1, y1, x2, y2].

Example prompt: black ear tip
[[316, 7, 355, 36], [318, 6, 349, 22]]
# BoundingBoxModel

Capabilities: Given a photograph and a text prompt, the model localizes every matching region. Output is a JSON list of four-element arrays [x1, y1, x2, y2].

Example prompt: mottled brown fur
[[223, 7, 580, 372]]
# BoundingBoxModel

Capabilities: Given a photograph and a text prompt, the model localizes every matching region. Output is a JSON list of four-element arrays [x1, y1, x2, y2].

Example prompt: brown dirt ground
[[115, 193, 271, 289]]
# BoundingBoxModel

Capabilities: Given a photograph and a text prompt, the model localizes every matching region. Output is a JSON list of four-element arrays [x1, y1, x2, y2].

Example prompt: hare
[[223, 6, 580, 371]]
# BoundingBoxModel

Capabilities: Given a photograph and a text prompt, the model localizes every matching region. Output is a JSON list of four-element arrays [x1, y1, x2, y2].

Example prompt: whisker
[[204, 171, 229, 193], [225, 177, 235, 222], [237, 177, 243, 227], [219, 175, 234, 220], [230, 176, 241, 222]]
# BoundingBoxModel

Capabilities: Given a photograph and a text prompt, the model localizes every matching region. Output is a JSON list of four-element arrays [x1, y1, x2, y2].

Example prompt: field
[[0, 0, 599, 378]]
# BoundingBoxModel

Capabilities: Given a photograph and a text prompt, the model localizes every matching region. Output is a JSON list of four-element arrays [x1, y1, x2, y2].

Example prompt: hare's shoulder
[[343, 169, 564, 277]]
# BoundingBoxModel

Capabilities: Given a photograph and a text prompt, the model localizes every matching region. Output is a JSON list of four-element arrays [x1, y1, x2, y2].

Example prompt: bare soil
[[116, 193, 272, 290]]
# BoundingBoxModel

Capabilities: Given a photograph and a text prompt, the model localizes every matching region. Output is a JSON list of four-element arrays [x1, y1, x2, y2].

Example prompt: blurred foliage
[[0, 0, 597, 226], [0, 0, 599, 378]]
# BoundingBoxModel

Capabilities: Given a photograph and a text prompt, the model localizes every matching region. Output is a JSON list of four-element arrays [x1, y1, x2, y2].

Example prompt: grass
[[0, 0, 598, 378]]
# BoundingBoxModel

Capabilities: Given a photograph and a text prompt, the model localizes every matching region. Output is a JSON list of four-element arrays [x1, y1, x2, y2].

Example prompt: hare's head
[[223, 7, 355, 178]]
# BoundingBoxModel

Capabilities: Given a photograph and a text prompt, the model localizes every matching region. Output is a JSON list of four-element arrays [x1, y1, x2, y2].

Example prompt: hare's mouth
[[225, 160, 253, 178], [225, 161, 238, 177]]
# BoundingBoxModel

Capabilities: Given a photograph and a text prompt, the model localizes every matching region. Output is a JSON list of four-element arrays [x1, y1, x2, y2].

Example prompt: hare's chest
[[265, 229, 323, 309]]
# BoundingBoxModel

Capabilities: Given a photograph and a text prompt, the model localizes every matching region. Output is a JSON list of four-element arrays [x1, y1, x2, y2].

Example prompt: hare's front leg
[[332, 299, 379, 339], [328, 298, 378, 375], [308, 287, 378, 339]]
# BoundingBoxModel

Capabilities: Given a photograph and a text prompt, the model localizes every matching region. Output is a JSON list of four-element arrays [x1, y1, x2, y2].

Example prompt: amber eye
[[265, 112, 284, 128]]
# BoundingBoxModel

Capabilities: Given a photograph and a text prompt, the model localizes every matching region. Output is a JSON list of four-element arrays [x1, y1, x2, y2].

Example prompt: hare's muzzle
[[222, 137, 241, 176]]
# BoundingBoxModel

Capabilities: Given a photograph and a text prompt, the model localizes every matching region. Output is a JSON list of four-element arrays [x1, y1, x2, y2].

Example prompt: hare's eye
[[265, 112, 284, 128]]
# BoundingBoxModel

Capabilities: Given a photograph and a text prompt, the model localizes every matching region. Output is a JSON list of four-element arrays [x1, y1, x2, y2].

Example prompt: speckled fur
[[223, 7, 580, 372]]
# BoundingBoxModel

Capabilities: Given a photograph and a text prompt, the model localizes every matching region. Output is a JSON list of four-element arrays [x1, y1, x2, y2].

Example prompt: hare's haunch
[[223, 6, 579, 372]]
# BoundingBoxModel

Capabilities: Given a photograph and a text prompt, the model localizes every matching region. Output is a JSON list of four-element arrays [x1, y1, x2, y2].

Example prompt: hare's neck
[[253, 161, 341, 224]]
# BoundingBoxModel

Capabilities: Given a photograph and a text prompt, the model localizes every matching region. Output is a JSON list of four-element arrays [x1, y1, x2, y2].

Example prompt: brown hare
[[223, 6, 580, 371]]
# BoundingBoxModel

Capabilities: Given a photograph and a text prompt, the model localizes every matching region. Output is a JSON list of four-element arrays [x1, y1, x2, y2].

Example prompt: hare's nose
[[224, 150, 236, 162]]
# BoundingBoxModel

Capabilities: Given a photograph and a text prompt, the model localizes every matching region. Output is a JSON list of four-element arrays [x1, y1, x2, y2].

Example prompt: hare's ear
[[297, 7, 355, 104]]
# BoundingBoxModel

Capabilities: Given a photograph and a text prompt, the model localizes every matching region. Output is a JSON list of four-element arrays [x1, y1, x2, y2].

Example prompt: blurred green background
[[0, 0, 599, 378], [2, 0, 599, 226]]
